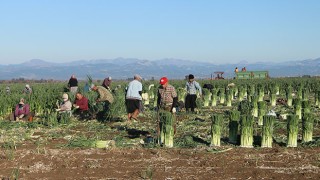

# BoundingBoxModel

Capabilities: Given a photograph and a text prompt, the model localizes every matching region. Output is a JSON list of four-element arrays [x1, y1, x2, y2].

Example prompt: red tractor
[[213, 72, 224, 80]]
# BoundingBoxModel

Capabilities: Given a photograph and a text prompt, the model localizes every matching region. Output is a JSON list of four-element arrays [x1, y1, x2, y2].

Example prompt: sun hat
[[25, 84, 30, 88], [62, 93, 69, 100], [134, 74, 142, 80], [19, 98, 25, 105], [159, 77, 168, 85]]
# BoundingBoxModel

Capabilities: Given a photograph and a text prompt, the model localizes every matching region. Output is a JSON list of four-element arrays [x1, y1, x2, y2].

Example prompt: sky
[[0, 0, 319, 65]]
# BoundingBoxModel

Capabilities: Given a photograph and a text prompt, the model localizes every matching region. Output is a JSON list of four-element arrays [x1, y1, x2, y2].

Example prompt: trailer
[[235, 71, 269, 79]]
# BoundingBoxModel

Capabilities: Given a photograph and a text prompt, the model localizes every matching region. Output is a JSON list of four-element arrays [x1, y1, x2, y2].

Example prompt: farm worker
[[56, 93, 72, 113], [68, 74, 78, 94], [235, 67, 238, 73], [5, 86, 10, 94], [22, 84, 32, 95], [11, 98, 33, 121], [157, 77, 178, 137], [73, 92, 89, 119], [185, 74, 202, 113], [91, 85, 114, 112], [102, 76, 112, 90], [125, 74, 143, 123], [157, 77, 178, 113], [83, 82, 91, 92]]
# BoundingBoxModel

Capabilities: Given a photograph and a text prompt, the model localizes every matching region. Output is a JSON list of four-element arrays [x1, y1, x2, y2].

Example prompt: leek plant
[[315, 91, 320, 108], [302, 113, 314, 142], [202, 89, 211, 107], [159, 111, 175, 148], [315, 91, 319, 106], [177, 87, 187, 103], [240, 115, 254, 148], [302, 100, 311, 114], [269, 85, 277, 107], [261, 115, 275, 148], [275, 84, 280, 95], [286, 86, 293, 107], [238, 86, 245, 101], [211, 88, 218, 107], [247, 85, 255, 100], [228, 110, 240, 144], [225, 89, 232, 107], [293, 98, 302, 119], [251, 96, 258, 117], [238, 100, 252, 115], [257, 101, 267, 126], [142, 93, 149, 105], [257, 84, 264, 102], [233, 86, 238, 99], [219, 88, 225, 104], [148, 84, 155, 100], [210, 114, 223, 146], [296, 86, 303, 99], [302, 88, 309, 101], [287, 115, 299, 147]]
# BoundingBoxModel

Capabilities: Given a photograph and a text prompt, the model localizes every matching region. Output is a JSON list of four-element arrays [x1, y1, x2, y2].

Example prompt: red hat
[[159, 77, 168, 85]]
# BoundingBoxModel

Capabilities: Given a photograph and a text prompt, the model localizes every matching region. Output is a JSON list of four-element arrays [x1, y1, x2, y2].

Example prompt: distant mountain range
[[0, 57, 319, 80]]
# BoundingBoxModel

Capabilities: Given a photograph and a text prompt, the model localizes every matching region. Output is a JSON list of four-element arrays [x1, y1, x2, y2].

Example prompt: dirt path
[[1, 145, 319, 179]]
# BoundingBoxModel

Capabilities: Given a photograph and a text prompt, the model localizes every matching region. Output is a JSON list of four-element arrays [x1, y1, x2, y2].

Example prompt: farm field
[[0, 77, 320, 179]]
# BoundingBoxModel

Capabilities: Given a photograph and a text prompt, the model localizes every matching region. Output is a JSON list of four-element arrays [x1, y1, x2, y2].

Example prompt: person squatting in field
[[185, 74, 202, 113], [56, 93, 72, 114], [102, 76, 112, 90], [73, 92, 89, 120], [91, 84, 114, 115], [125, 74, 143, 123], [10, 98, 34, 121], [68, 74, 78, 93]]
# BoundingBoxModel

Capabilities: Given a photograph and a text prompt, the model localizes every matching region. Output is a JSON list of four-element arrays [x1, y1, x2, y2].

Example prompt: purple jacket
[[14, 104, 30, 117]]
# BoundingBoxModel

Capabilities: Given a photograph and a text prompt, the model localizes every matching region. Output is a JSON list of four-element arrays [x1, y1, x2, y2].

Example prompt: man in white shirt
[[125, 74, 143, 123], [185, 74, 202, 113]]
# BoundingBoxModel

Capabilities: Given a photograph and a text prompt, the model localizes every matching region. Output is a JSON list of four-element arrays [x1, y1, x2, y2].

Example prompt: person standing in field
[[68, 74, 78, 93], [185, 74, 202, 113], [235, 67, 239, 73], [157, 77, 178, 113], [102, 76, 112, 90], [157, 77, 178, 137], [22, 84, 32, 95], [125, 74, 143, 123], [6, 86, 10, 94]]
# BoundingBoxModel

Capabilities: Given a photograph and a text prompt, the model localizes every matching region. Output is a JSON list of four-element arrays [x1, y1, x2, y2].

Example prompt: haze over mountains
[[0, 58, 319, 80]]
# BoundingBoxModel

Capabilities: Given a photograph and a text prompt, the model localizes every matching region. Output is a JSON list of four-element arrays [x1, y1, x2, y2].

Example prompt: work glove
[[73, 104, 79, 109], [19, 114, 24, 118], [15, 117, 19, 121], [172, 107, 176, 113], [55, 109, 61, 112]]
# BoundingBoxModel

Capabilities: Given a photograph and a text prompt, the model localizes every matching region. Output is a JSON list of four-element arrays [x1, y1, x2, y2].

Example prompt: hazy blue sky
[[0, 0, 319, 65]]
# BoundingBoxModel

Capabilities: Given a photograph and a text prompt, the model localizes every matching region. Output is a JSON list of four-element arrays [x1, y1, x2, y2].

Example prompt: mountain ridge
[[0, 58, 319, 80]]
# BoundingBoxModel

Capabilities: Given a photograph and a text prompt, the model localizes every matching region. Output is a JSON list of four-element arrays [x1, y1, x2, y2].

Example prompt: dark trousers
[[185, 94, 197, 112]]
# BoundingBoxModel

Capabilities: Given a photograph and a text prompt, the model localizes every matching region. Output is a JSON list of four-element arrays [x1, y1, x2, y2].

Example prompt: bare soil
[[0, 138, 319, 179]]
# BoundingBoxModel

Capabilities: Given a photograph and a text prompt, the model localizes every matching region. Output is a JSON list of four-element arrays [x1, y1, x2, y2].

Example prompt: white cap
[[62, 93, 68, 100]]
